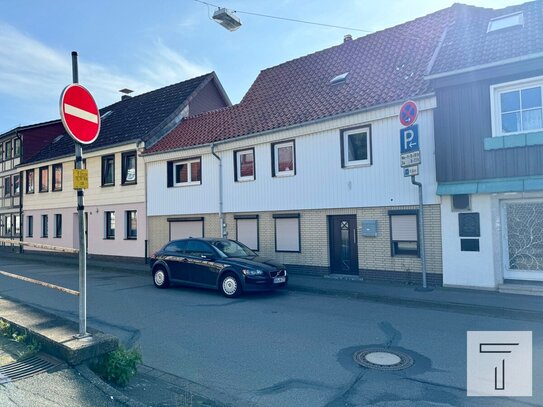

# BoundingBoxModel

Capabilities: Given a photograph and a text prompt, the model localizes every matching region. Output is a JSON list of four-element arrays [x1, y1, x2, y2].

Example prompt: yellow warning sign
[[73, 169, 89, 190]]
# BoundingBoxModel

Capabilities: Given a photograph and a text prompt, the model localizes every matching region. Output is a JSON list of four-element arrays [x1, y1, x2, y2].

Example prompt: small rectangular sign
[[73, 169, 89, 190], [403, 166, 419, 177], [401, 151, 421, 167], [400, 124, 419, 154]]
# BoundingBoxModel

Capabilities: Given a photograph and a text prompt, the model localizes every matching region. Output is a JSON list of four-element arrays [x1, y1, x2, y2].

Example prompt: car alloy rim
[[223, 276, 237, 296], [155, 270, 165, 286]]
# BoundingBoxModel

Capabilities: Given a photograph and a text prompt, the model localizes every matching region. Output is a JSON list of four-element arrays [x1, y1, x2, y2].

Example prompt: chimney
[[344, 34, 352, 43], [119, 88, 134, 101]]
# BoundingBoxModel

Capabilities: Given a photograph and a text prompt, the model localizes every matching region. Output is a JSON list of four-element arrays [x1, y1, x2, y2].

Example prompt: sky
[[0, 0, 520, 133]]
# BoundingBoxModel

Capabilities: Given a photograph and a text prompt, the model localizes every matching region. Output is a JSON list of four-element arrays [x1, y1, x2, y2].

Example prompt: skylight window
[[330, 72, 349, 85], [53, 134, 64, 143], [100, 110, 113, 120], [487, 12, 523, 33]]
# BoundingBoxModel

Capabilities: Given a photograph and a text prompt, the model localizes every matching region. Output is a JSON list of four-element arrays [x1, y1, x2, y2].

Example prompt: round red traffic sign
[[399, 100, 418, 127], [59, 84, 100, 144]]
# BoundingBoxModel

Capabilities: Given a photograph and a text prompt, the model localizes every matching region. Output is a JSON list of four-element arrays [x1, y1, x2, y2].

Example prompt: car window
[[185, 240, 215, 257], [211, 240, 255, 258], [164, 240, 187, 253]]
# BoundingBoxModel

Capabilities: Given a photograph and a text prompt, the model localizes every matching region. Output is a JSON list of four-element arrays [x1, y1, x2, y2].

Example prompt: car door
[[184, 240, 221, 286], [162, 240, 191, 281]]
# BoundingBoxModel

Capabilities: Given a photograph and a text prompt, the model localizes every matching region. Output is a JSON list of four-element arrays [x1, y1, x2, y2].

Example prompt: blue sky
[[0, 0, 518, 133]]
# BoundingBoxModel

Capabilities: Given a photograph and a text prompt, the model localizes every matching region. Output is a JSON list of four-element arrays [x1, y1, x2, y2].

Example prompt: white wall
[[441, 194, 498, 288], [146, 98, 439, 216]]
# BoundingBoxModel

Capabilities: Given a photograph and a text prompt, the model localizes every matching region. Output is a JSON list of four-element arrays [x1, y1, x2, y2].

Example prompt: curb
[[75, 364, 148, 407], [287, 284, 543, 322]]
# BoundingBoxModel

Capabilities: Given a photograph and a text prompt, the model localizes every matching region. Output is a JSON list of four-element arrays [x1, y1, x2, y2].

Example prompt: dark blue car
[[150, 238, 288, 297]]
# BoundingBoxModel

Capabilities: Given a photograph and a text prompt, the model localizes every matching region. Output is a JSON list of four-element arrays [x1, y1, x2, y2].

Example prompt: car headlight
[[242, 269, 264, 276]]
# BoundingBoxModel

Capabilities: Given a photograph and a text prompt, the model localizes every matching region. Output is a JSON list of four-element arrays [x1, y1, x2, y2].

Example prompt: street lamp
[[212, 8, 242, 31]]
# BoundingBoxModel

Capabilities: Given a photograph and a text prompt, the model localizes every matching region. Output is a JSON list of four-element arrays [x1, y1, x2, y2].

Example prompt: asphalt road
[[0, 257, 542, 407]]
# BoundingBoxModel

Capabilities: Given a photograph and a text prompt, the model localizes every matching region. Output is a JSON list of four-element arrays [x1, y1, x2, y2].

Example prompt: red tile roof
[[146, 4, 463, 154]]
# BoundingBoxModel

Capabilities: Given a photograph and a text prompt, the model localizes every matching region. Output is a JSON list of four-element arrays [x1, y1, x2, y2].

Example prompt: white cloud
[[0, 23, 212, 129]]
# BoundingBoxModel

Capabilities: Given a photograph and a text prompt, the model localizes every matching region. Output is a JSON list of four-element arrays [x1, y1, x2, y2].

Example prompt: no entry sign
[[399, 100, 418, 127], [60, 84, 100, 144]]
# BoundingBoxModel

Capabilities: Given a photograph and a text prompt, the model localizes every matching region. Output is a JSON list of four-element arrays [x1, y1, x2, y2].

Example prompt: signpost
[[59, 51, 100, 338], [398, 101, 429, 290]]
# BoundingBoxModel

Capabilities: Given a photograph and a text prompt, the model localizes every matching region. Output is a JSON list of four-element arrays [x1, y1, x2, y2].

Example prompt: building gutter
[[211, 144, 225, 238], [425, 52, 543, 81], [143, 93, 437, 159]]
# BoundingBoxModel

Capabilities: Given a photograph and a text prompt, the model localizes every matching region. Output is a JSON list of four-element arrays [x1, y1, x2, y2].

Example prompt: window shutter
[[391, 215, 418, 241], [167, 161, 173, 187]]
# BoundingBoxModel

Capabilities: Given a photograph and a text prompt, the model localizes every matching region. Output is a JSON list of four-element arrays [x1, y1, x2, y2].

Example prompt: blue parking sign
[[400, 125, 419, 154]]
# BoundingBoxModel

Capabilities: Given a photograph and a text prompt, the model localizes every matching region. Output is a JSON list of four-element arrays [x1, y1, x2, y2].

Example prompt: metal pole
[[411, 175, 427, 289], [72, 51, 88, 338]]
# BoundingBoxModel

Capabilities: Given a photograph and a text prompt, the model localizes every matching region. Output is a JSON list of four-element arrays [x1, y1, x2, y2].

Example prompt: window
[[39, 166, 49, 192], [274, 214, 300, 252], [5, 140, 11, 159], [14, 138, 21, 157], [389, 211, 419, 256], [4, 215, 12, 235], [41, 215, 48, 238], [105, 211, 115, 239], [54, 214, 62, 238], [126, 210, 137, 239], [101, 155, 115, 186], [52, 164, 62, 191], [272, 141, 295, 177], [26, 170, 34, 193], [121, 151, 137, 184], [341, 126, 372, 167], [487, 12, 523, 33], [236, 215, 259, 251], [185, 240, 215, 257], [164, 240, 187, 253], [234, 148, 255, 181], [173, 158, 201, 186], [492, 78, 543, 136], [13, 175, 20, 196], [3, 177, 10, 197], [13, 215, 20, 236], [27, 215, 33, 237]]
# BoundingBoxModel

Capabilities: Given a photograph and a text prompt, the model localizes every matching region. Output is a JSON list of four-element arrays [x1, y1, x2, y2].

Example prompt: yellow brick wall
[[148, 205, 442, 275]]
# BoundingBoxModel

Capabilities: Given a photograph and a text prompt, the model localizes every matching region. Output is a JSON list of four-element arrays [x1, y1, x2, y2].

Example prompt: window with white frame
[[274, 214, 300, 252], [272, 141, 295, 177], [174, 158, 201, 186], [389, 211, 419, 256], [236, 216, 259, 250], [234, 148, 255, 181], [492, 78, 543, 136], [341, 126, 371, 167]]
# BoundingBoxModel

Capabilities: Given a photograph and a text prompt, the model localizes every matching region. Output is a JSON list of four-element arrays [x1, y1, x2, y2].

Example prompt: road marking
[[64, 103, 98, 123]]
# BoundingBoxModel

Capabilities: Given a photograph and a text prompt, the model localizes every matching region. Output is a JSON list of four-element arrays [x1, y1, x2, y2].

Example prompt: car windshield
[[211, 240, 256, 258]]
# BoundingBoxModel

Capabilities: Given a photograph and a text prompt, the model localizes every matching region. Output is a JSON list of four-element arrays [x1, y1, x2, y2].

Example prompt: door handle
[[180, 258, 188, 262]]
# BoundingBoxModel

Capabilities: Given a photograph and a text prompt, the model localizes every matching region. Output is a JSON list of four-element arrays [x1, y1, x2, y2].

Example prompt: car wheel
[[153, 267, 170, 289], [220, 273, 242, 298]]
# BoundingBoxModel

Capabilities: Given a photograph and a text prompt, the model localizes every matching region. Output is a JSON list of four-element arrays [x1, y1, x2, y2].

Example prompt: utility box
[[361, 220, 378, 237]]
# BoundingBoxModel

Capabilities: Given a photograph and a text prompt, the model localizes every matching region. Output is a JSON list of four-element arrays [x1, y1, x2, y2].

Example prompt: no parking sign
[[399, 100, 418, 127]]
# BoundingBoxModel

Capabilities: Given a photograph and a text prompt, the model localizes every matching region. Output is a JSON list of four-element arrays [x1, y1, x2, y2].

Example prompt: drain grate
[[0, 354, 61, 384], [353, 348, 414, 371]]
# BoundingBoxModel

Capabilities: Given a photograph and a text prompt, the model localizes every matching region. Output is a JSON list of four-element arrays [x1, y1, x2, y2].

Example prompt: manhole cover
[[353, 348, 414, 371]]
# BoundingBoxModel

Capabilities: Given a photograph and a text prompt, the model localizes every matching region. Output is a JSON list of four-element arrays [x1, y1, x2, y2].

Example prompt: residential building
[[430, 1, 543, 290], [18, 73, 230, 258], [0, 120, 64, 244], [142, 5, 471, 284]]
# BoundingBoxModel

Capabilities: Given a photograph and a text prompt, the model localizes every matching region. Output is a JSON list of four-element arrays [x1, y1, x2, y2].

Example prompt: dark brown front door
[[329, 215, 359, 275]]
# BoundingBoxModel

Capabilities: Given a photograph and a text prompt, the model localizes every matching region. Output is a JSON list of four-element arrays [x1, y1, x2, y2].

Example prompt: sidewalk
[[2, 248, 542, 320]]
